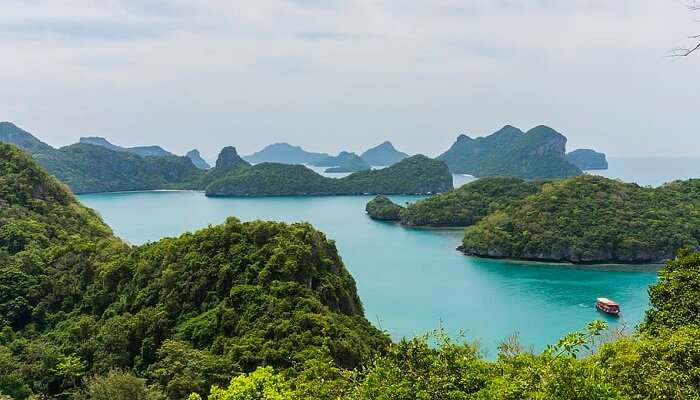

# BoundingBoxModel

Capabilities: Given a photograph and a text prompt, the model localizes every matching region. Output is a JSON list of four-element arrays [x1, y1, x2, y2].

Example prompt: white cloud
[[0, 0, 698, 158]]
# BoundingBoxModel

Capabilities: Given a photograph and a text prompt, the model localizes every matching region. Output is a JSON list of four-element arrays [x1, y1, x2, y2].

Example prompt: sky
[[1, 0, 699, 161]]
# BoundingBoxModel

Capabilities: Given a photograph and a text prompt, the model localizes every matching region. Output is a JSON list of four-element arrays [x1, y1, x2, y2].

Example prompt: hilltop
[[244, 142, 329, 165], [360, 141, 409, 166], [0, 142, 388, 398], [80, 136, 175, 157], [186, 148, 211, 169]]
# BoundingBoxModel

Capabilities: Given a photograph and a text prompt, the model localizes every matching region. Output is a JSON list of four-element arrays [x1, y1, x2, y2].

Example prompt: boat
[[596, 297, 620, 316]]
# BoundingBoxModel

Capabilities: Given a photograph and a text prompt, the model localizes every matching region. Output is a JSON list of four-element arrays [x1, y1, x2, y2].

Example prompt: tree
[[673, 1, 700, 56]]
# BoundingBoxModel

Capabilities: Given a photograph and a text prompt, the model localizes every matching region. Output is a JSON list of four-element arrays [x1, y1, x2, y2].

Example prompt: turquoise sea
[[79, 191, 657, 356]]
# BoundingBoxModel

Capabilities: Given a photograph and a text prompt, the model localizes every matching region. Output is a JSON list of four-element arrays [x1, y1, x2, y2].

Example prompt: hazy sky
[[1, 0, 699, 160]]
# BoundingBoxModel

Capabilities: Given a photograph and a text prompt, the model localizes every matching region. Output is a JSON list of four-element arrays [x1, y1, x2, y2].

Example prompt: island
[[312, 151, 371, 172], [365, 195, 404, 220], [437, 125, 584, 179], [460, 175, 700, 263], [243, 142, 329, 164], [565, 148, 609, 170], [360, 141, 410, 166], [365, 177, 543, 226], [205, 155, 453, 196]]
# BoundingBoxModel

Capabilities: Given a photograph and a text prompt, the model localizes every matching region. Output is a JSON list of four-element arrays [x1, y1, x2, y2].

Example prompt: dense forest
[[2, 142, 700, 399], [0, 143, 388, 399], [205, 155, 453, 196], [437, 125, 588, 179], [365, 177, 543, 226], [461, 175, 700, 263]]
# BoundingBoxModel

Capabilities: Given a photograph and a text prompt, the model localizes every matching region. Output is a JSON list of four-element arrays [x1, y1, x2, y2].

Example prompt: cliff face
[[215, 146, 250, 170], [436, 125, 582, 179]]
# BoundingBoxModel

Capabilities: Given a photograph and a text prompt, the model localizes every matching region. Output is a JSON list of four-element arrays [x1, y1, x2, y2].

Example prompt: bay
[[79, 191, 657, 356]]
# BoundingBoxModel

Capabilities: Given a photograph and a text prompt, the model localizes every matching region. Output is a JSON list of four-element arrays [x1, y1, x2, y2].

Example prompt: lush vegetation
[[205, 155, 453, 196], [437, 125, 584, 179], [312, 152, 370, 173], [394, 177, 543, 226], [462, 175, 700, 263], [365, 196, 403, 220], [566, 149, 609, 170], [243, 143, 329, 165], [0, 143, 388, 399], [359, 141, 409, 166], [3, 141, 700, 399], [184, 250, 700, 400]]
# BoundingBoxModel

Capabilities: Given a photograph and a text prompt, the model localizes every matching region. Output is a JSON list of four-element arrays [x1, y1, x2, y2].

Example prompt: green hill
[[0, 122, 205, 193], [0, 143, 388, 398], [365, 195, 404, 220], [377, 177, 543, 226], [437, 125, 583, 179], [461, 175, 700, 263], [80, 136, 176, 157], [205, 155, 452, 196]]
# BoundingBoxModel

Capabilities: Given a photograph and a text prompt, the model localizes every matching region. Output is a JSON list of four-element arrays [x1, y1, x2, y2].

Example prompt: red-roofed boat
[[596, 298, 620, 316]]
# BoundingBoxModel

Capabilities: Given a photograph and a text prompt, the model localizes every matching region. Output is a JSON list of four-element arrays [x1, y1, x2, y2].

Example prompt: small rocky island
[[565, 148, 609, 170], [312, 151, 371, 172], [365, 195, 404, 220]]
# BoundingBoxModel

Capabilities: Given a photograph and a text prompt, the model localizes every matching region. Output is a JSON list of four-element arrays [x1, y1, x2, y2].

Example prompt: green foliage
[[79, 369, 165, 400], [312, 151, 370, 173], [205, 367, 293, 400], [0, 144, 388, 399], [642, 249, 700, 333], [206, 155, 453, 196], [437, 125, 583, 179], [461, 175, 700, 263], [397, 177, 543, 226], [365, 196, 403, 221]]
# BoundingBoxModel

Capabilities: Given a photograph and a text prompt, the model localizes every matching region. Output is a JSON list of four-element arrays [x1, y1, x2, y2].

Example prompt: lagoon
[[79, 191, 657, 356]]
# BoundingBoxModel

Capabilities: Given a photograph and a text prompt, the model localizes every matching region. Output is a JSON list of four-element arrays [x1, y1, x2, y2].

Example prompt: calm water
[[79, 191, 657, 355], [591, 156, 700, 187]]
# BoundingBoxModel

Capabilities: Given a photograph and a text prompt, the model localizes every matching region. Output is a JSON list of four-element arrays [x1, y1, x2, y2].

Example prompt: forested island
[[436, 125, 603, 179], [205, 155, 453, 196], [243, 142, 329, 164], [368, 175, 700, 264], [2, 141, 699, 399]]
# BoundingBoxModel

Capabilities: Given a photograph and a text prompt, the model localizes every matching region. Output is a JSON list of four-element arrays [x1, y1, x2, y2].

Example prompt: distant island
[[185, 149, 211, 169], [1, 122, 203, 193], [360, 141, 409, 166], [312, 151, 371, 173], [565, 148, 609, 170], [205, 155, 452, 196], [437, 125, 605, 179], [80, 136, 175, 157], [243, 142, 329, 164]]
